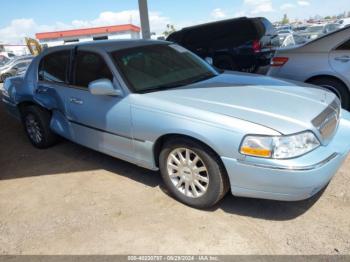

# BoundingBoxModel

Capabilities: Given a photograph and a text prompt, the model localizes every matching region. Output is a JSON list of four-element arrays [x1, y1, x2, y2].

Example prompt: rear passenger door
[[37, 50, 72, 135], [65, 48, 134, 161], [329, 39, 350, 79]]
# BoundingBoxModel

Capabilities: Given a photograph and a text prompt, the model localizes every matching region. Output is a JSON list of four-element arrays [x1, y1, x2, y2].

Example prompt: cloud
[[244, 0, 275, 14], [0, 9, 170, 44], [233, 11, 247, 18], [297, 0, 310, 6], [210, 8, 227, 19], [280, 3, 295, 11]]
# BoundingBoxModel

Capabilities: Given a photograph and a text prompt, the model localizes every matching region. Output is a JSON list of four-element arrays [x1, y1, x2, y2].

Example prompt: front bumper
[[222, 110, 350, 201]]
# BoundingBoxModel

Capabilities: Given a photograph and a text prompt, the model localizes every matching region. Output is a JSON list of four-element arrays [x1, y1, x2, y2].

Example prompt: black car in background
[[166, 17, 277, 72]]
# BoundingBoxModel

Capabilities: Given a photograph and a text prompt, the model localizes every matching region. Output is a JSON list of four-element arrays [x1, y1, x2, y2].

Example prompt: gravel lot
[[0, 83, 350, 255]]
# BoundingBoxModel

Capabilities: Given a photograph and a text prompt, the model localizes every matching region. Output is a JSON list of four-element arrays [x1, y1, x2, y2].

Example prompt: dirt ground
[[0, 84, 349, 255]]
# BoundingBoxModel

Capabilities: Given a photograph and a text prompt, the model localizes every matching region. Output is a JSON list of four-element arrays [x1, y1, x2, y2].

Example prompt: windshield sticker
[[169, 44, 188, 53]]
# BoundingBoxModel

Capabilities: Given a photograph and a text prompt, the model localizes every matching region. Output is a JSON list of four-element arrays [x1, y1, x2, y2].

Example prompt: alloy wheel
[[166, 148, 209, 198], [25, 114, 43, 144]]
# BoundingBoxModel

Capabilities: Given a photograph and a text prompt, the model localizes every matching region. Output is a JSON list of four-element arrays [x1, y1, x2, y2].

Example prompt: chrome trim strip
[[312, 98, 340, 142], [237, 153, 338, 171]]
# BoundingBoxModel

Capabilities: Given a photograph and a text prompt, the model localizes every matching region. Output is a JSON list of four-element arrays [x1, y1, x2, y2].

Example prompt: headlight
[[240, 131, 320, 159]]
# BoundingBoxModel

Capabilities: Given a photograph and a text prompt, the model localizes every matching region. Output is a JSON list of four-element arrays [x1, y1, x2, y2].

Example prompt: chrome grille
[[312, 98, 340, 142]]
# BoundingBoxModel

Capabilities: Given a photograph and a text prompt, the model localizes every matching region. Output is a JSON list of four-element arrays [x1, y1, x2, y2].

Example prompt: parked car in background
[[0, 51, 16, 60], [293, 24, 308, 32], [277, 25, 292, 31], [302, 24, 326, 40], [323, 23, 341, 34], [2, 40, 350, 208], [0, 52, 14, 66], [268, 26, 350, 110], [337, 18, 350, 28], [275, 30, 293, 46], [0, 55, 33, 82], [166, 17, 278, 72]]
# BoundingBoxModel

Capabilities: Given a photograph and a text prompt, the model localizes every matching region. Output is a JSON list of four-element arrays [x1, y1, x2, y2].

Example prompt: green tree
[[281, 14, 289, 25], [163, 24, 176, 37]]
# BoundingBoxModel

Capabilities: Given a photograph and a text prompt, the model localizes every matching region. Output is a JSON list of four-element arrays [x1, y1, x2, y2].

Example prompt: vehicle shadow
[[159, 182, 325, 221], [213, 187, 325, 220]]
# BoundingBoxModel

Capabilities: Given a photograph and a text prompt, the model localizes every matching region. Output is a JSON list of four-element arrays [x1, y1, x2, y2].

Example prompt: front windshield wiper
[[139, 73, 217, 94]]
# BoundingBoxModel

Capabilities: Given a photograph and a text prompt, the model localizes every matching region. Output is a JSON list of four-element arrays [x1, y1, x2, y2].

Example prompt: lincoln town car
[[2, 40, 350, 208]]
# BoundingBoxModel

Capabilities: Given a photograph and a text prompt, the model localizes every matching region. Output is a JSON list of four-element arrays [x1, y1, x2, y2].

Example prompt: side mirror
[[88, 79, 122, 96], [205, 57, 213, 65]]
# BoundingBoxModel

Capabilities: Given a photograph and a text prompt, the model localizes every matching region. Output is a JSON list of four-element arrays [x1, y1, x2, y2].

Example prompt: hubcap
[[166, 148, 209, 198], [25, 114, 42, 144]]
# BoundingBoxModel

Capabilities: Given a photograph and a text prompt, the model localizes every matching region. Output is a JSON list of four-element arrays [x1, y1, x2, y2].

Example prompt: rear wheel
[[159, 137, 229, 208], [308, 77, 350, 110], [21, 105, 58, 149]]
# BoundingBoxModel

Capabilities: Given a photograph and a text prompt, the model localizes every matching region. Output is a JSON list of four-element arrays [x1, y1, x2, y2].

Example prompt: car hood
[[140, 73, 335, 135]]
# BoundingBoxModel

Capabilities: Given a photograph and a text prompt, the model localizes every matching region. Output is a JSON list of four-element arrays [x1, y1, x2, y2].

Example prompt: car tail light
[[271, 57, 289, 67], [252, 40, 261, 53]]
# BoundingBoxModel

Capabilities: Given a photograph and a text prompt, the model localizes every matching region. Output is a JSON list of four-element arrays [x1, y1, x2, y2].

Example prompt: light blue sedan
[[2, 40, 350, 208]]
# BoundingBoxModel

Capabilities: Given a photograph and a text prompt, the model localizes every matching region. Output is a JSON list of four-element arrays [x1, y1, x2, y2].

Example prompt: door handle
[[334, 56, 350, 62], [36, 87, 48, 94], [69, 97, 83, 105]]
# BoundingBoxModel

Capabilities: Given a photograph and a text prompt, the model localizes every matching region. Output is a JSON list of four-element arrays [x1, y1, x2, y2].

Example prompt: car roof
[[42, 39, 170, 55], [279, 26, 350, 53]]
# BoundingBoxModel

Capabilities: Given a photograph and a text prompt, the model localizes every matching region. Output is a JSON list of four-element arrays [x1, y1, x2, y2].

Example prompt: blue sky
[[0, 0, 348, 43]]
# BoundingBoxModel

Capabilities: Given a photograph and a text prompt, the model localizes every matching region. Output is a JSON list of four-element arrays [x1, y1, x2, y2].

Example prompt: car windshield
[[111, 44, 218, 93]]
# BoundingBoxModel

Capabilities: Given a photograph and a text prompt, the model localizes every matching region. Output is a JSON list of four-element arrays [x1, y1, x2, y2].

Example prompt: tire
[[309, 77, 350, 110], [213, 55, 238, 71], [159, 137, 229, 208], [21, 105, 57, 149]]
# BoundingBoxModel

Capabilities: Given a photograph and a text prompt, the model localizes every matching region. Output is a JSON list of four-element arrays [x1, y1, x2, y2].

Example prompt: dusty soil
[[0, 88, 349, 254]]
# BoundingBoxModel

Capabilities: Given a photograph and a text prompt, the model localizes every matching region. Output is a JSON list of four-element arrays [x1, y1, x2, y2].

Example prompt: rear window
[[38, 51, 70, 83]]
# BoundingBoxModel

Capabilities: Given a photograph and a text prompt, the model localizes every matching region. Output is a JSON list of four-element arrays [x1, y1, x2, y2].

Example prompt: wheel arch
[[17, 100, 50, 116], [305, 74, 350, 98], [306, 74, 349, 89], [153, 133, 227, 172]]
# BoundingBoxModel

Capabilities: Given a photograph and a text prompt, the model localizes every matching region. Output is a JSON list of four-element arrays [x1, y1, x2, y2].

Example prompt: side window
[[38, 51, 70, 83], [336, 40, 350, 51], [74, 51, 113, 88]]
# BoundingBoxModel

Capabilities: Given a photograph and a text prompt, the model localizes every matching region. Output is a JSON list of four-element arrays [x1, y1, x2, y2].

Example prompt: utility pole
[[138, 0, 151, 39]]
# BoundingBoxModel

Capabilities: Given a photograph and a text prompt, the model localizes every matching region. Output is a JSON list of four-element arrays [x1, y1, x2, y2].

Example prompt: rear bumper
[[221, 110, 350, 201]]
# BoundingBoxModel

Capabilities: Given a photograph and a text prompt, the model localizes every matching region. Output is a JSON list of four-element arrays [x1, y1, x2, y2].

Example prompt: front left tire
[[21, 105, 58, 149], [159, 137, 229, 208]]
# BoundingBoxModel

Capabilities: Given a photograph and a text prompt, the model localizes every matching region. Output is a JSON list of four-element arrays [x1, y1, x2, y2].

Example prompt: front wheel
[[159, 137, 229, 208]]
